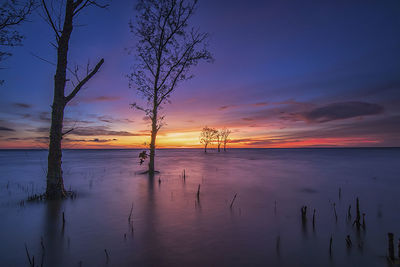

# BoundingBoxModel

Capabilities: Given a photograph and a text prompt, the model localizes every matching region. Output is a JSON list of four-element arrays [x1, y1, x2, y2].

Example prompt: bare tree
[[42, 0, 106, 199], [0, 0, 36, 83], [200, 126, 217, 153], [220, 128, 231, 152], [128, 0, 212, 175], [216, 130, 222, 152]]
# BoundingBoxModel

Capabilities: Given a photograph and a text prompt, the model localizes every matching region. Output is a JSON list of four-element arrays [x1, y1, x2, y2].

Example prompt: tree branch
[[42, 0, 61, 41], [64, 58, 104, 103]]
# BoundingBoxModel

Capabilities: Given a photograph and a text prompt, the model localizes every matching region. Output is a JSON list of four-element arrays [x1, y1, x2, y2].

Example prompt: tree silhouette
[[128, 0, 212, 174], [200, 126, 217, 153], [220, 128, 231, 152], [0, 0, 36, 83], [42, 0, 106, 199], [216, 130, 222, 152]]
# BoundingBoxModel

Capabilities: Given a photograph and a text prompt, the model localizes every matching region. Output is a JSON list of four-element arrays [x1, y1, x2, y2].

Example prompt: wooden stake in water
[[329, 236, 333, 255], [347, 205, 351, 220], [104, 249, 109, 263], [230, 194, 237, 209], [353, 198, 361, 229], [388, 233, 395, 261], [312, 209, 316, 229], [128, 203, 133, 223], [197, 184, 201, 199], [24, 243, 32, 266], [183, 169, 186, 181], [333, 203, 338, 222]]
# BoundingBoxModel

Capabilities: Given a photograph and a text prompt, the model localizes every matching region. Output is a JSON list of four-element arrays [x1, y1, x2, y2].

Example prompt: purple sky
[[0, 0, 399, 148]]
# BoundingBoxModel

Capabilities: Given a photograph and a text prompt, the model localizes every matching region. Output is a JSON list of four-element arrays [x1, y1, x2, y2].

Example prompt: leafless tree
[[42, 0, 107, 199], [200, 126, 217, 153], [128, 0, 213, 174], [216, 130, 222, 152], [220, 128, 231, 152], [0, 0, 36, 83]]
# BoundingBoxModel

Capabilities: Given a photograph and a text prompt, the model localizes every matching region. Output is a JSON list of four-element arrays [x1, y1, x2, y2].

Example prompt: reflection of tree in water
[[42, 201, 65, 266]]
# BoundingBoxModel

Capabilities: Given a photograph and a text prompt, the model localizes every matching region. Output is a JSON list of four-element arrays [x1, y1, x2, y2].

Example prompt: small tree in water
[[128, 0, 213, 175], [220, 128, 231, 152], [200, 126, 217, 153]]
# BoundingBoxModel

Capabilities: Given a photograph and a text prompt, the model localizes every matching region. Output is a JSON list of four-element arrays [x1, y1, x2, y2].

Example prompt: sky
[[0, 0, 399, 149]]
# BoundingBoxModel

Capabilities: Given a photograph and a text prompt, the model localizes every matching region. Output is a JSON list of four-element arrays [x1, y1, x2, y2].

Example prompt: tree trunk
[[46, 0, 74, 199], [223, 143, 226, 152], [148, 106, 157, 174], [218, 144, 220, 152], [204, 144, 207, 153], [46, 101, 66, 198]]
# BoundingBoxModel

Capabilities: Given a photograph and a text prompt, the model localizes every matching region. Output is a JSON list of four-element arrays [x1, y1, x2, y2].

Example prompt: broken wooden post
[[301, 206, 307, 220], [230, 194, 237, 209], [345, 235, 352, 248], [388, 233, 395, 261], [197, 184, 200, 199], [312, 209, 316, 229], [333, 203, 337, 222], [353, 198, 361, 229]]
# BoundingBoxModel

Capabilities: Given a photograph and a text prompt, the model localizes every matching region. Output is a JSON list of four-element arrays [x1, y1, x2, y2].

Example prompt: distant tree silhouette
[[0, 0, 36, 83], [128, 0, 213, 175], [200, 126, 217, 153], [220, 128, 231, 152], [216, 130, 222, 152], [42, 0, 107, 199]]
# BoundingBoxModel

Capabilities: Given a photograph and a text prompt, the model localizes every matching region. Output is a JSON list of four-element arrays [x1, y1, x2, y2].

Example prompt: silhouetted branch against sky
[[128, 0, 213, 124], [0, 0, 36, 81]]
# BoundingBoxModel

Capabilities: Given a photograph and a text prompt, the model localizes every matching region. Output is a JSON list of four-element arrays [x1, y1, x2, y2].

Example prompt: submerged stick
[[333, 203, 338, 222], [348, 205, 351, 220], [345, 235, 352, 248], [312, 209, 316, 228], [104, 249, 109, 263], [230, 194, 237, 209], [128, 203, 133, 223], [197, 184, 201, 199], [353, 198, 361, 229], [388, 233, 394, 261], [24, 243, 32, 266]]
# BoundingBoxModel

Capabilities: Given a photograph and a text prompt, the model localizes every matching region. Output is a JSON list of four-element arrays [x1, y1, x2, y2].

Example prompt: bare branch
[[65, 58, 104, 103], [42, 0, 61, 41]]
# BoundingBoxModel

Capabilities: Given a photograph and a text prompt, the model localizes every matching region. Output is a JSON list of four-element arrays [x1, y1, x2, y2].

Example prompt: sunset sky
[[1, 0, 399, 149]]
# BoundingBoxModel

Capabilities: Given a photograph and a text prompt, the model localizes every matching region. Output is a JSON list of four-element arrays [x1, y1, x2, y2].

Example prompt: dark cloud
[[84, 96, 121, 102], [302, 101, 384, 123], [0, 126, 15, 131], [65, 138, 118, 143], [68, 126, 147, 137], [13, 103, 32, 109]]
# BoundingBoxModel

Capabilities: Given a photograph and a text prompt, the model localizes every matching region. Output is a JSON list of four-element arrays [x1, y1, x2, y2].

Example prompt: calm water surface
[[0, 148, 399, 266]]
